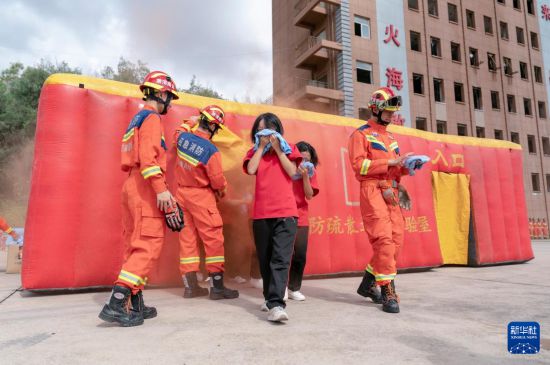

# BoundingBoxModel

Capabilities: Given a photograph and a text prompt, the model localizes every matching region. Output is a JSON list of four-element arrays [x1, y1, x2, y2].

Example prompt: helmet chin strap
[[374, 110, 390, 126], [209, 124, 220, 140], [149, 92, 173, 115]]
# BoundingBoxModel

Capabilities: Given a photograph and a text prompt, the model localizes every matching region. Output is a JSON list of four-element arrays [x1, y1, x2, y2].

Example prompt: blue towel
[[292, 161, 315, 180], [253, 129, 292, 155], [404, 155, 431, 176]]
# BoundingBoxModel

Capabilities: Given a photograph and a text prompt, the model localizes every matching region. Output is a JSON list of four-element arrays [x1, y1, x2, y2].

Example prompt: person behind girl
[[288, 141, 320, 301], [243, 112, 302, 322]]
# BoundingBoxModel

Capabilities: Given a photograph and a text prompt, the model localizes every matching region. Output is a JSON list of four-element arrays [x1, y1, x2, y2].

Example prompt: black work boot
[[381, 281, 400, 313], [131, 290, 157, 319], [209, 272, 239, 300], [98, 285, 144, 327], [183, 272, 209, 298], [357, 271, 383, 304]]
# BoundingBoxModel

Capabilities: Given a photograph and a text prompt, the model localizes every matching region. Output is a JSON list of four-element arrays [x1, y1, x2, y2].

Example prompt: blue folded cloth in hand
[[404, 155, 431, 176], [254, 129, 292, 155], [292, 161, 315, 180]]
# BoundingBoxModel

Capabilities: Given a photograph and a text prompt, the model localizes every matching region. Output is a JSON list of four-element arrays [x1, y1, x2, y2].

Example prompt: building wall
[[272, 0, 550, 223]]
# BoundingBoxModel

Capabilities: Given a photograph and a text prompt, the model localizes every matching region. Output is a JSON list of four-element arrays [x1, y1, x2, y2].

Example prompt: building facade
[[273, 0, 550, 225]]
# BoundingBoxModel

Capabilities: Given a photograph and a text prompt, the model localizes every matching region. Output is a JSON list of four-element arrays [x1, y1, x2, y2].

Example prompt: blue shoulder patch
[[176, 132, 218, 166], [126, 109, 157, 132], [358, 124, 371, 131]]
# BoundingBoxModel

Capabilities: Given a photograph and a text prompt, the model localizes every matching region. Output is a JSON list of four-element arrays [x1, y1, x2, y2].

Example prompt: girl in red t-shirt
[[288, 141, 320, 301], [243, 113, 302, 322]]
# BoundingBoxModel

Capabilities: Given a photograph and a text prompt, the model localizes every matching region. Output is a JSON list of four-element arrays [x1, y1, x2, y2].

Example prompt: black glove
[[165, 201, 184, 232], [398, 184, 412, 211]]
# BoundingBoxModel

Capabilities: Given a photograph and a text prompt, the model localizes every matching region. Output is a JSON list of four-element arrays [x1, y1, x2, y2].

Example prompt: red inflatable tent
[[21, 74, 533, 290]]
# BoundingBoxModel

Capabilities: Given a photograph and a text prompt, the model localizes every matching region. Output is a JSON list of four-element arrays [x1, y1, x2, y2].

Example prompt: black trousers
[[253, 217, 297, 309], [288, 226, 309, 291]]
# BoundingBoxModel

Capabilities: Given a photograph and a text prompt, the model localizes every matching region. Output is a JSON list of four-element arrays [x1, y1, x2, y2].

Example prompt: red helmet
[[368, 87, 402, 112], [200, 105, 225, 126], [140, 71, 179, 100]]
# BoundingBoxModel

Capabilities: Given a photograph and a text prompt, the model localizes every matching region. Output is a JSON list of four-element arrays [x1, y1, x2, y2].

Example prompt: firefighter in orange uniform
[[348, 87, 418, 314], [99, 71, 183, 327], [535, 218, 542, 239], [174, 105, 238, 300], [0, 216, 22, 244]]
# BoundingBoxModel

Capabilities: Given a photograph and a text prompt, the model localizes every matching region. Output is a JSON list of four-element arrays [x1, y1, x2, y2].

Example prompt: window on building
[[454, 82, 464, 103], [513, 0, 521, 10], [410, 31, 422, 52], [448, 3, 458, 23], [511, 132, 520, 144], [428, 0, 439, 16], [519, 62, 528, 80], [539, 101, 547, 119], [528, 134, 536, 153], [408, 0, 419, 11], [466, 10, 476, 29], [469, 48, 479, 67], [500, 21, 509, 40], [437, 120, 447, 134], [530, 32, 539, 49], [507, 94, 516, 113], [547, 175, 550, 193], [484, 16, 493, 34], [431, 37, 442, 57], [473, 87, 483, 110], [524, 98, 533, 116], [416, 117, 427, 131], [503, 57, 513, 76], [517, 29, 529, 47], [354, 16, 371, 38], [413, 73, 424, 94], [527, 0, 534, 15], [497, 0, 505, 4], [457, 123, 468, 136], [451, 42, 461, 62], [532, 174, 541, 192], [491, 91, 500, 110], [534, 66, 543, 83], [356, 61, 373, 84], [476, 127, 485, 138], [542, 137, 550, 155], [494, 129, 504, 140], [488, 53, 497, 72], [358, 107, 370, 120], [434, 78, 445, 102]]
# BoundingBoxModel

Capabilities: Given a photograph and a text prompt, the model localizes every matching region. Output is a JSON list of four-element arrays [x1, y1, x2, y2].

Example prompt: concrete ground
[[1, 242, 549, 365]]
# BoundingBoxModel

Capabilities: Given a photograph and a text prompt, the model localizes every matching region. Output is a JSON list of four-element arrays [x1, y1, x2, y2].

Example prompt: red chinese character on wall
[[391, 113, 405, 126], [542, 5, 550, 21], [384, 24, 400, 46], [385, 67, 403, 91]]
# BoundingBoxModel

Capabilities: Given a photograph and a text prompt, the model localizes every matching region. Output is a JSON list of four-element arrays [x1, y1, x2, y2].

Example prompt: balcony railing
[[295, 36, 322, 59]]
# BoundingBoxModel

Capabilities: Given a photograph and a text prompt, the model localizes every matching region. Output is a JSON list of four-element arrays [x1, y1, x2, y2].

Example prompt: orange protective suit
[[115, 105, 168, 294], [348, 120, 407, 286], [174, 124, 227, 275], [0, 216, 18, 239]]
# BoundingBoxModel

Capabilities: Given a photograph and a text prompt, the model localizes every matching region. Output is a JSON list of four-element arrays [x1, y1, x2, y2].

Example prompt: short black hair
[[296, 141, 319, 167], [250, 113, 284, 143]]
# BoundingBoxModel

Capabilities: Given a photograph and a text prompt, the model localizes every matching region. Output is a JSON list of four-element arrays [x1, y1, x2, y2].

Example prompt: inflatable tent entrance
[[21, 74, 533, 290]]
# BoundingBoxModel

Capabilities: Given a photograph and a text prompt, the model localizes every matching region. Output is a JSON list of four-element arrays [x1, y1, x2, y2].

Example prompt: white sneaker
[[250, 278, 263, 289], [288, 290, 306, 301], [284, 287, 288, 301], [260, 301, 269, 312], [232, 276, 247, 284], [267, 306, 289, 322]]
